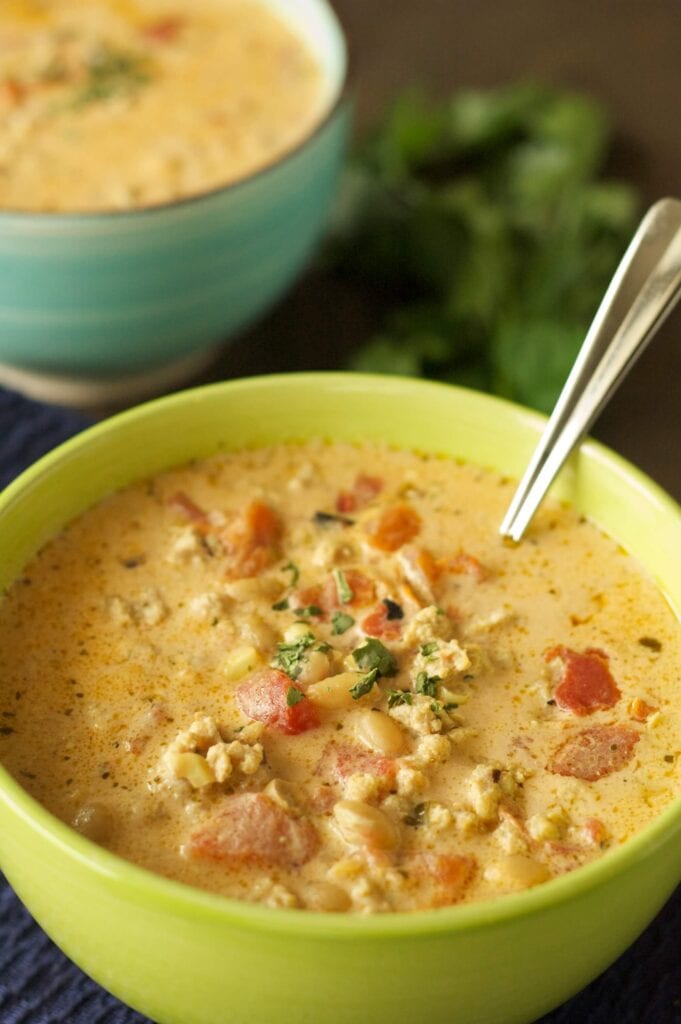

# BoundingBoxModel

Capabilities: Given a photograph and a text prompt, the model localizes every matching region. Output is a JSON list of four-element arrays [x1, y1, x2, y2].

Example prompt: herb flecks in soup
[[1, 443, 679, 913], [0, 0, 325, 211]]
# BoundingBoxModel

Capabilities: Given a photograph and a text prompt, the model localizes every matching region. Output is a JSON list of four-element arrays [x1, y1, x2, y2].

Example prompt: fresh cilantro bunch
[[329, 83, 639, 412]]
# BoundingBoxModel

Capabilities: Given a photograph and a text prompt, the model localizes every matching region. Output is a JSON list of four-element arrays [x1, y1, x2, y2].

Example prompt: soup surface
[[0, 0, 326, 211], [0, 442, 679, 913]]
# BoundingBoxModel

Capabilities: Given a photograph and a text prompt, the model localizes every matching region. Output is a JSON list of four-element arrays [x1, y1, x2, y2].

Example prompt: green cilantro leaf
[[352, 638, 398, 677], [415, 672, 439, 697], [331, 610, 355, 635], [286, 686, 305, 707], [387, 689, 413, 708], [72, 46, 150, 107], [282, 562, 300, 587], [333, 568, 354, 604], [271, 633, 315, 680], [419, 641, 439, 656], [350, 667, 379, 700]]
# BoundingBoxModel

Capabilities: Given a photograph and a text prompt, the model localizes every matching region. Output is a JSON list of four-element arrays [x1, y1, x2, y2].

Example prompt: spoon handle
[[500, 197, 681, 543]]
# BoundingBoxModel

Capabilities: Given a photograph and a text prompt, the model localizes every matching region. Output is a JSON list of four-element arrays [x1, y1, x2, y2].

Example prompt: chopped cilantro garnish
[[331, 610, 355, 635], [383, 598, 404, 620], [350, 668, 378, 700], [271, 633, 315, 679], [352, 638, 398, 677], [419, 641, 439, 656], [430, 700, 443, 714], [72, 46, 150, 107], [315, 641, 332, 654], [272, 597, 289, 611], [282, 562, 300, 587], [387, 689, 413, 708], [293, 604, 323, 618], [415, 671, 439, 697], [286, 686, 305, 707], [333, 568, 354, 604]]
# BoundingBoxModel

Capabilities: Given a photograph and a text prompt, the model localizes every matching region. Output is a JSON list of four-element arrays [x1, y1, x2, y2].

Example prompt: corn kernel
[[222, 645, 261, 681], [171, 751, 215, 788]]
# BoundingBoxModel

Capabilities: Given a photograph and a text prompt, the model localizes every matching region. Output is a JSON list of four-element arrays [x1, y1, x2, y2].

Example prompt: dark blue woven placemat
[[0, 384, 679, 1024]]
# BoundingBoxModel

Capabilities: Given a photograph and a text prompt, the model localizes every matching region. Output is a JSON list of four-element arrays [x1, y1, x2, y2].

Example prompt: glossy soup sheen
[[0, 442, 679, 914], [0, 0, 325, 212]]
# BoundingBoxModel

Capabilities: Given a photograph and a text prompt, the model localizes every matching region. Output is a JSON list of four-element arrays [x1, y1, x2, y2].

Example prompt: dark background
[[209, 0, 681, 500]]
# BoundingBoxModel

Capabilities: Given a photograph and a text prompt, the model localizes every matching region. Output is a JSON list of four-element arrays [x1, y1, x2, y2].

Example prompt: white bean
[[355, 709, 405, 755], [333, 800, 399, 850], [306, 672, 364, 710], [303, 880, 351, 912]]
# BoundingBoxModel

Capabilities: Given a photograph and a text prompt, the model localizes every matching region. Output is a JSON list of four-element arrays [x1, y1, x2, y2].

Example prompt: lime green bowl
[[0, 373, 680, 1024]]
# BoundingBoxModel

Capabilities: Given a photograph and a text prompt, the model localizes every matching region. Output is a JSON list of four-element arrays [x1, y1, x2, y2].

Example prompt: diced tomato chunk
[[224, 500, 281, 579], [342, 569, 376, 607], [361, 603, 402, 639], [397, 546, 439, 604], [336, 474, 384, 514], [291, 582, 325, 612], [142, 15, 184, 41], [414, 853, 476, 907], [2, 77, 28, 106], [317, 741, 397, 792], [546, 646, 621, 716], [336, 492, 356, 514], [367, 504, 422, 552], [236, 669, 319, 734], [411, 547, 440, 583], [437, 552, 489, 582], [548, 724, 639, 781], [186, 793, 319, 867]]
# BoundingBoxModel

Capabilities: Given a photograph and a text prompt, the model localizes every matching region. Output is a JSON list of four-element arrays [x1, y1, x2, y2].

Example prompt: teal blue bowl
[[0, 0, 348, 378]]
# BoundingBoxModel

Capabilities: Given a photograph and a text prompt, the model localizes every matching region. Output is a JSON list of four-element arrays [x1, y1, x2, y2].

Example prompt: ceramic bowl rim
[[1, 372, 680, 940]]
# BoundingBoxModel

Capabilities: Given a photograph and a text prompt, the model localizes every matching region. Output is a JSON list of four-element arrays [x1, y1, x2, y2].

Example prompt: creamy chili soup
[[0, 0, 326, 211], [0, 442, 679, 913]]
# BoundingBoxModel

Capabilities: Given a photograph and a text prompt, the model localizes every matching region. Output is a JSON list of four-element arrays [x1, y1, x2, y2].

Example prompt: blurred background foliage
[[326, 83, 639, 412]]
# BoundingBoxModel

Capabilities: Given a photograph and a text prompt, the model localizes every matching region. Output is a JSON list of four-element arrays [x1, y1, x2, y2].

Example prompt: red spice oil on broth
[[0, 442, 679, 913]]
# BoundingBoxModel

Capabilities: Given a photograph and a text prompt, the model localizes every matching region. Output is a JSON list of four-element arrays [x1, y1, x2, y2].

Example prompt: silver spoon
[[500, 196, 681, 543]]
